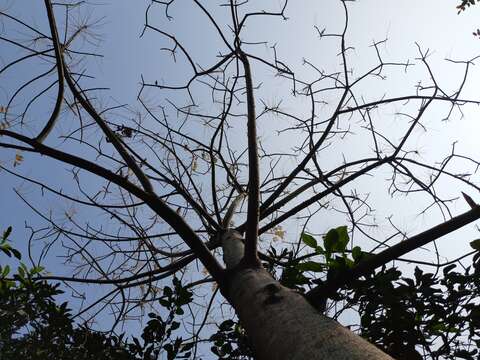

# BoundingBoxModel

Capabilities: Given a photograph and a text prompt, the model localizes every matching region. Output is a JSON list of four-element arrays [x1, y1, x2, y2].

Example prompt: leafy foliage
[[0, 227, 200, 360], [8, 221, 480, 360], [3, 0, 480, 358], [456, 0, 480, 38], [0, 227, 137, 360], [250, 228, 480, 360], [129, 277, 195, 360], [338, 261, 480, 359], [209, 320, 253, 360]]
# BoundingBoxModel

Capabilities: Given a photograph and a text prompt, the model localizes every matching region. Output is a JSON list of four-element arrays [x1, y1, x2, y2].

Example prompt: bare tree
[[2, 1, 480, 359]]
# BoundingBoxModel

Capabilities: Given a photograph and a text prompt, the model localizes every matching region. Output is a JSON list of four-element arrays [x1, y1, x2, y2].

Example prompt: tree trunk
[[226, 267, 392, 360], [222, 231, 392, 360]]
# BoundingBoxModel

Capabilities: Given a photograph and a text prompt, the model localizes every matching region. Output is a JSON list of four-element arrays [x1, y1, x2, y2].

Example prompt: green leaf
[[159, 299, 170, 308], [328, 256, 346, 270], [18, 265, 25, 279], [470, 239, 480, 250], [296, 261, 325, 272], [336, 226, 349, 247], [430, 323, 447, 333], [219, 319, 234, 331], [352, 246, 362, 261], [344, 257, 355, 269], [324, 226, 350, 253], [315, 245, 324, 254], [1, 246, 12, 257], [30, 266, 44, 275], [175, 307, 184, 315], [2, 226, 12, 241], [324, 228, 339, 253], [163, 286, 173, 297], [11, 248, 21, 260], [2, 265, 10, 277], [301, 233, 317, 248], [443, 264, 457, 275]]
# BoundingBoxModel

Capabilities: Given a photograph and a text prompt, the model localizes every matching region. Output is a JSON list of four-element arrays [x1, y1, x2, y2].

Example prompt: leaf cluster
[[0, 227, 199, 360], [457, 0, 479, 13], [264, 227, 480, 359], [209, 319, 253, 360], [129, 277, 194, 360]]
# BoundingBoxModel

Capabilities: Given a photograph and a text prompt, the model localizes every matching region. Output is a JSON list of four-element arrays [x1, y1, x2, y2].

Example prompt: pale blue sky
[[2, 0, 480, 356]]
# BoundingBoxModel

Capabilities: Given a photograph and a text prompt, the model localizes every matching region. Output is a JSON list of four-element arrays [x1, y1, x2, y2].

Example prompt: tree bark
[[222, 231, 392, 360]]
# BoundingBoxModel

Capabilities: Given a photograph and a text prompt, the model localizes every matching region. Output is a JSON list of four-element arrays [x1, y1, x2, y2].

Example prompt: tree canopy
[[2, 1, 480, 359]]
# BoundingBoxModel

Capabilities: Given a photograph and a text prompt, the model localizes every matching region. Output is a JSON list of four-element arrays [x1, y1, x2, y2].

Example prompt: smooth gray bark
[[222, 231, 393, 360]]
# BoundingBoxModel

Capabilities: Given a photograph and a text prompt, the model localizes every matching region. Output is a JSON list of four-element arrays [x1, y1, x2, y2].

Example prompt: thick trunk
[[225, 267, 393, 360]]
